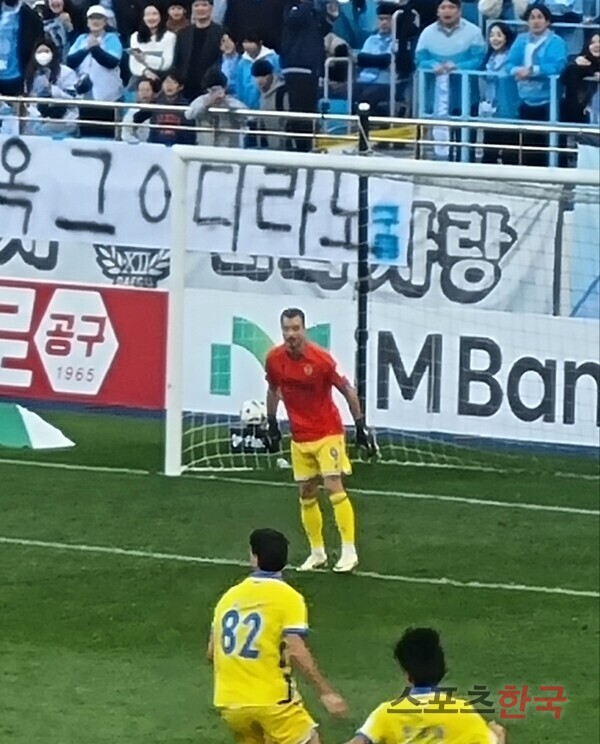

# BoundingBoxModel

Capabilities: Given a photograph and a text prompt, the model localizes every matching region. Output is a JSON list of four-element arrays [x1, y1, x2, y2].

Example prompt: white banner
[[183, 290, 599, 449], [0, 134, 413, 266], [0, 133, 573, 314]]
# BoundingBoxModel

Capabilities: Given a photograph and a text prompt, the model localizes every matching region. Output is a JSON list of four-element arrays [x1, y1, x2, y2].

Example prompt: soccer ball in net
[[240, 400, 267, 426]]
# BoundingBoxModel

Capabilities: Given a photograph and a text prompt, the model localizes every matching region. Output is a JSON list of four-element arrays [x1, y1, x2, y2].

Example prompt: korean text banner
[[0, 135, 413, 265], [0, 280, 166, 410], [0, 133, 571, 270]]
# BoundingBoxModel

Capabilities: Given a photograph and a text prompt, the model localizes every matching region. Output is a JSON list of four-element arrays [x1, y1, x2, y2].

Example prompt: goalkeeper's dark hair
[[280, 307, 306, 327], [250, 528, 289, 572], [393, 628, 447, 686]]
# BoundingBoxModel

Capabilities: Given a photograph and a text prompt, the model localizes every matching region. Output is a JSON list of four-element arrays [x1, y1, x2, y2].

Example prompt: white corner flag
[[0, 403, 75, 450]]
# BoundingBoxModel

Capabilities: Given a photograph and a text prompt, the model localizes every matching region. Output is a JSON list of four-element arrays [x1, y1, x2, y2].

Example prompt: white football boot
[[298, 551, 328, 571], [333, 546, 359, 573]]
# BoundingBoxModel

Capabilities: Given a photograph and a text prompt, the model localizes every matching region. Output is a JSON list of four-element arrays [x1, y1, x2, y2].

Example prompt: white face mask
[[35, 51, 53, 67]]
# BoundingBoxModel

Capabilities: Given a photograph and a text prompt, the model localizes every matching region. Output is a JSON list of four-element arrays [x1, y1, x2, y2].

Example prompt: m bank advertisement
[[182, 290, 599, 449]]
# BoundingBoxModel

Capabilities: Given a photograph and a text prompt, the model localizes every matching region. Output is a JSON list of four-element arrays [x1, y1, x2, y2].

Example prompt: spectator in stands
[[506, 3, 567, 165], [121, 75, 158, 142], [23, 36, 79, 135], [561, 31, 599, 121], [415, 0, 486, 159], [224, 0, 285, 52], [39, 0, 77, 61], [172, 0, 223, 101], [234, 30, 279, 108], [0, 0, 43, 96], [333, 0, 392, 50], [128, 4, 176, 87], [250, 57, 290, 147], [97, 1, 142, 41], [333, 0, 433, 46], [320, 0, 346, 99], [166, 1, 190, 32], [220, 30, 240, 90], [390, 0, 421, 73], [355, 1, 418, 115], [132, 70, 196, 144], [479, 21, 519, 163], [90, 0, 115, 28], [58, 0, 88, 32], [280, 0, 334, 150], [355, 3, 395, 112], [212, 0, 227, 24], [184, 67, 245, 145], [541, 0, 588, 56], [67, 4, 123, 137], [478, 0, 527, 23], [32, 1, 46, 19], [323, 25, 350, 96]]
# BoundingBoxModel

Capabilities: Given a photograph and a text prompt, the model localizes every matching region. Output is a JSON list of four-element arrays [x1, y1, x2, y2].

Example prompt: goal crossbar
[[172, 144, 600, 187]]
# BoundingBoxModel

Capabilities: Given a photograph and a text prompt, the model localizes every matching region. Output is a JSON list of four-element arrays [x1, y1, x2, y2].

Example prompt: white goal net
[[164, 146, 600, 478]]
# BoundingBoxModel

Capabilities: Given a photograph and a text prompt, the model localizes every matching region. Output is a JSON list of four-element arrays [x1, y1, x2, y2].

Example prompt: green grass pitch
[[0, 410, 598, 744]]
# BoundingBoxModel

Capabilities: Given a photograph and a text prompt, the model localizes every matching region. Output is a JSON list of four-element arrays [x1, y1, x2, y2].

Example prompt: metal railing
[[415, 69, 599, 166], [1, 93, 597, 162], [488, 19, 600, 34], [390, 7, 414, 116], [323, 16, 599, 130], [322, 55, 354, 133], [322, 8, 416, 119], [488, 19, 600, 56]]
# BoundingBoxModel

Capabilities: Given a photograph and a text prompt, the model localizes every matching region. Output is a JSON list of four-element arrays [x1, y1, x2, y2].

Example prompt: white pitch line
[[191, 475, 600, 517], [0, 536, 597, 599], [0, 457, 598, 517], [0, 457, 149, 476]]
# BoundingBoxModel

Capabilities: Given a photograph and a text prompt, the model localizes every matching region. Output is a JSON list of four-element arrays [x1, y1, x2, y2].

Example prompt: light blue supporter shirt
[[357, 31, 394, 85], [0, 3, 22, 81]]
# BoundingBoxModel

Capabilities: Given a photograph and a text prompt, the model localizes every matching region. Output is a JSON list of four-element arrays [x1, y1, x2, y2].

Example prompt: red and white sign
[[0, 280, 166, 409]]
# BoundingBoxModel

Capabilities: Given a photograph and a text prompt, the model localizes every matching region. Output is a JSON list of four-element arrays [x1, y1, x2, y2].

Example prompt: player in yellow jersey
[[343, 628, 507, 744], [207, 528, 348, 744]]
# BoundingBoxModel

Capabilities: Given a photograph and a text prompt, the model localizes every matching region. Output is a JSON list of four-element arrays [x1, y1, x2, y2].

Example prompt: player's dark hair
[[393, 628, 447, 687], [250, 528, 289, 572], [280, 308, 306, 328]]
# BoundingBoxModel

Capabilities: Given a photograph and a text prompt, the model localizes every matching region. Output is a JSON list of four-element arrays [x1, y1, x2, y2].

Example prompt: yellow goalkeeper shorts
[[290, 434, 352, 482], [219, 702, 317, 744]]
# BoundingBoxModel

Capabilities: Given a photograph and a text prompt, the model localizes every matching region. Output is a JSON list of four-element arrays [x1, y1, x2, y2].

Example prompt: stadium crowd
[[0, 0, 598, 161]]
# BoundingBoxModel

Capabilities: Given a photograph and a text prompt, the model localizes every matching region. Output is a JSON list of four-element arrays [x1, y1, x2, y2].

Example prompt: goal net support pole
[[165, 154, 187, 477], [356, 102, 371, 418]]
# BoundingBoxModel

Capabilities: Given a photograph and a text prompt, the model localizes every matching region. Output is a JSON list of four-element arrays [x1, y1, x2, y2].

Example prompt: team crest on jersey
[[304, 364, 313, 376], [330, 447, 339, 460]]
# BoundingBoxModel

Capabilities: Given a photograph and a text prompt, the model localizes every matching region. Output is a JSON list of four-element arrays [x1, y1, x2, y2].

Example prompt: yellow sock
[[329, 491, 355, 546], [300, 498, 325, 552]]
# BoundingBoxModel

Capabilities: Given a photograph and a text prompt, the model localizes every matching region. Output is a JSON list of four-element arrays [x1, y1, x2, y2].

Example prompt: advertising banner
[[0, 135, 580, 319], [182, 290, 599, 449], [0, 280, 166, 409]]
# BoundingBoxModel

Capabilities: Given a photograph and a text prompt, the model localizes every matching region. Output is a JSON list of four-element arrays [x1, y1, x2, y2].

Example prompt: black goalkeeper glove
[[355, 417, 379, 459], [263, 415, 282, 454]]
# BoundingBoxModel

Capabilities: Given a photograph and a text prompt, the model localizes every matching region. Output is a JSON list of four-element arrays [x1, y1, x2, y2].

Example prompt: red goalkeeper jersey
[[265, 342, 348, 443]]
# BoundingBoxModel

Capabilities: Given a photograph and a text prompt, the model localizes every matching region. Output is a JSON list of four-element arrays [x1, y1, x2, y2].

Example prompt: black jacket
[[224, 0, 286, 52], [561, 53, 600, 123], [1, 3, 43, 77], [172, 22, 223, 100], [280, 0, 331, 74]]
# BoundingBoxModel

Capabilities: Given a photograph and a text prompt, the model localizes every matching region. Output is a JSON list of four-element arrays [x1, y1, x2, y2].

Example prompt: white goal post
[[165, 145, 600, 477]]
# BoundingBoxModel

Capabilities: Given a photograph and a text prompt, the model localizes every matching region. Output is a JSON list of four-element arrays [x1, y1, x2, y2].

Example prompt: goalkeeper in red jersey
[[264, 308, 378, 573]]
